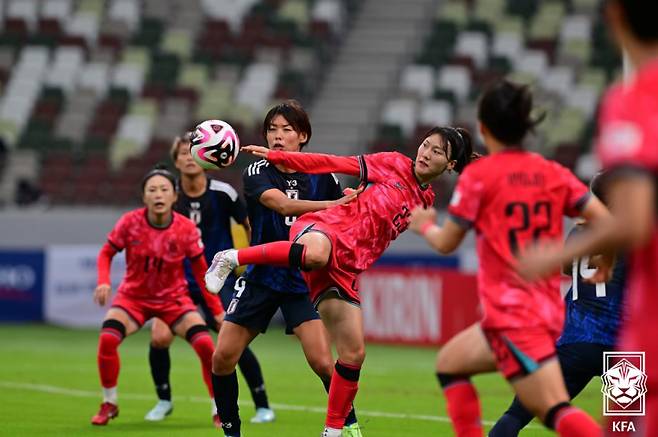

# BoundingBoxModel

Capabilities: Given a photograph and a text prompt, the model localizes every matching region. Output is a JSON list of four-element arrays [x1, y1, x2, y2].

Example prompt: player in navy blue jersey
[[210, 100, 362, 437], [143, 134, 274, 426], [489, 171, 627, 437]]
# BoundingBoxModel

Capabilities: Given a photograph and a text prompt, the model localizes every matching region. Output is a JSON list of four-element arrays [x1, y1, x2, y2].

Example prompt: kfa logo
[[601, 351, 647, 416]]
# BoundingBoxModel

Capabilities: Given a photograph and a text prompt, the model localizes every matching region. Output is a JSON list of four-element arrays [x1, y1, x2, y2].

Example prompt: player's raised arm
[[242, 145, 361, 177]]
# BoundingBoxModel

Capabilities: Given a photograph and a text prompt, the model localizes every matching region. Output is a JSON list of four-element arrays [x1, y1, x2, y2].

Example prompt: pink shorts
[[111, 293, 198, 327], [483, 326, 560, 380]]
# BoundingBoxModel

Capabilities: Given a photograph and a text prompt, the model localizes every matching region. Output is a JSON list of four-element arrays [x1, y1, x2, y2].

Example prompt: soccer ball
[[190, 120, 240, 170]]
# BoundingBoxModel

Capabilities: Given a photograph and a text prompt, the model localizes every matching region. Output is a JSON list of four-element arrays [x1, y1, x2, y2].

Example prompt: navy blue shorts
[[224, 276, 320, 334], [190, 273, 238, 332]]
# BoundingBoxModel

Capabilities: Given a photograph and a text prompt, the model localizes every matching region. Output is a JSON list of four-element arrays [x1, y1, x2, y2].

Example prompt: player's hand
[[584, 253, 615, 283], [515, 243, 562, 281], [241, 145, 270, 159], [94, 283, 112, 306], [333, 186, 363, 207], [409, 206, 437, 234]]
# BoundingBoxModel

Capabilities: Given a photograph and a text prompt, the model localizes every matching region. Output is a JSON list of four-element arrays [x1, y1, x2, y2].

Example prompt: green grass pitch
[[0, 325, 602, 436]]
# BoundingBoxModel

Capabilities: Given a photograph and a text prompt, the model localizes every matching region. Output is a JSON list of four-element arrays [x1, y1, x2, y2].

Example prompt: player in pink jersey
[[517, 1, 658, 434], [205, 125, 477, 436], [90, 166, 224, 427], [409, 80, 607, 437]]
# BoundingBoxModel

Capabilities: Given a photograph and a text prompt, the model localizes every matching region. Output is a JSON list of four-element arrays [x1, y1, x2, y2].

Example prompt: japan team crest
[[601, 351, 647, 416]]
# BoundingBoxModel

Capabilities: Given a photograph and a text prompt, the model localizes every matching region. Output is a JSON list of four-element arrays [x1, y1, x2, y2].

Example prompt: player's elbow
[[434, 240, 457, 255]]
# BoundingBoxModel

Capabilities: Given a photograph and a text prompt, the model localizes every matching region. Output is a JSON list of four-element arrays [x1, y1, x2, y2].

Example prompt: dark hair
[[589, 170, 610, 205], [262, 99, 312, 148], [170, 132, 192, 162], [141, 164, 176, 192], [478, 80, 545, 146], [610, 0, 658, 42], [423, 126, 477, 174]]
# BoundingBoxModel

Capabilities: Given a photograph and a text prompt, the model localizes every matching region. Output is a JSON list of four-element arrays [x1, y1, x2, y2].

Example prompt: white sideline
[[0, 380, 541, 429]]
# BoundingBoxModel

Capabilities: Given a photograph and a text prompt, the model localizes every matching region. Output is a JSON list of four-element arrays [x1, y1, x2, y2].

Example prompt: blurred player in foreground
[[207, 123, 477, 436], [143, 134, 274, 425], [409, 80, 607, 436], [489, 171, 627, 436], [517, 0, 658, 433], [91, 166, 222, 427], [209, 100, 361, 437]]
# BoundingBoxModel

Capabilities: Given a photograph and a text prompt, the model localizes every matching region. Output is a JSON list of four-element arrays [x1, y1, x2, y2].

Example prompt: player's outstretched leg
[[206, 241, 312, 293], [238, 347, 275, 423], [92, 319, 126, 425]]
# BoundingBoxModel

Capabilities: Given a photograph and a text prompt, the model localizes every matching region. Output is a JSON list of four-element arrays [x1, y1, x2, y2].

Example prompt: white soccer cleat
[[250, 407, 275, 423], [205, 249, 238, 294], [144, 400, 173, 421]]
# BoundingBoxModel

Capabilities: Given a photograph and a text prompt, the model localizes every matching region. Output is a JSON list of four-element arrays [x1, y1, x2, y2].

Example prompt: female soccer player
[[206, 123, 476, 436], [143, 134, 274, 425], [209, 100, 362, 437], [407, 80, 606, 436], [489, 171, 627, 436], [90, 166, 222, 427], [517, 1, 658, 432]]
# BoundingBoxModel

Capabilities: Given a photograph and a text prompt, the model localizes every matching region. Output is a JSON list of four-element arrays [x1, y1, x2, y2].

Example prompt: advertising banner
[[0, 250, 45, 321], [360, 267, 479, 346], [44, 245, 126, 327]]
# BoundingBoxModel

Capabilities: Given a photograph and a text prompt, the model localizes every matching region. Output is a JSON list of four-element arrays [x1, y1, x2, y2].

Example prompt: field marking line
[[0, 380, 540, 429]]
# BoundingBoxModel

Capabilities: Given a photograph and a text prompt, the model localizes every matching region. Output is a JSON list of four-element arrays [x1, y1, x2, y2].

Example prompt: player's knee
[[99, 319, 126, 353], [212, 344, 240, 375], [303, 244, 330, 270], [340, 346, 366, 366], [150, 328, 174, 349]]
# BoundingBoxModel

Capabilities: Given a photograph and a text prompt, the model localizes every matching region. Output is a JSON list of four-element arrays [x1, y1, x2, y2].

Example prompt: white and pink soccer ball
[[190, 120, 240, 170]]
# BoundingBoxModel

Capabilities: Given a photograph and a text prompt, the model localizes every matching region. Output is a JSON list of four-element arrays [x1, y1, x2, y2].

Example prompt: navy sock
[[213, 371, 241, 435], [238, 347, 269, 409], [149, 344, 171, 401]]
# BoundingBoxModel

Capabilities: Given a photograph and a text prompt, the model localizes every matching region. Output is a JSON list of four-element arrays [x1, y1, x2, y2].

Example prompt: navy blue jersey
[[175, 176, 247, 290], [558, 225, 627, 347], [243, 159, 342, 293]]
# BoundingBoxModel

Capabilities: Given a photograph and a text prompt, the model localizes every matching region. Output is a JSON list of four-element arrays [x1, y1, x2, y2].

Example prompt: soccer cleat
[[91, 402, 119, 425], [205, 249, 238, 293], [250, 407, 275, 423], [212, 413, 222, 429], [144, 400, 173, 421], [321, 427, 342, 437], [342, 422, 363, 437]]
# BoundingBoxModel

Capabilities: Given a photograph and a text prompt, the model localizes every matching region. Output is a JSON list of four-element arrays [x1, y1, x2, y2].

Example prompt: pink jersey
[[597, 59, 658, 364], [268, 151, 435, 273], [107, 208, 204, 301], [448, 150, 590, 330]]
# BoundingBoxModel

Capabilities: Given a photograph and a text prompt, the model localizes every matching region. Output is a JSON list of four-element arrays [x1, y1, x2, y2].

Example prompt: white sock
[[211, 399, 218, 416], [227, 249, 239, 266], [102, 386, 118, 404], [324, 427, 342, 437]]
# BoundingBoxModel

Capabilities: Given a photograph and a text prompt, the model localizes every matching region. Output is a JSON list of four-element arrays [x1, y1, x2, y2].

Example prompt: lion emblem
[[601, 358, 647, 408]]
